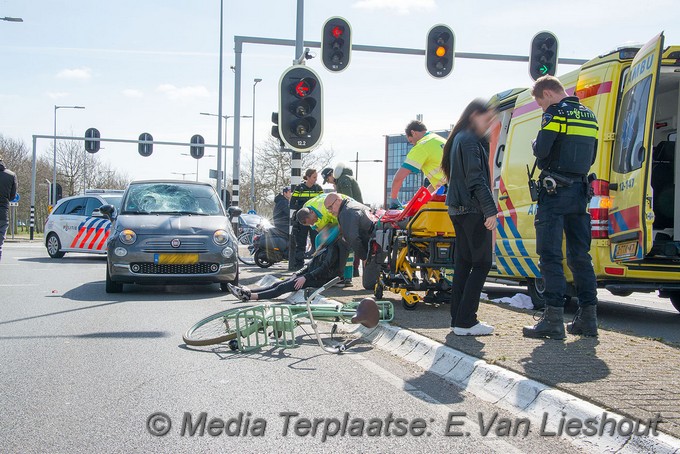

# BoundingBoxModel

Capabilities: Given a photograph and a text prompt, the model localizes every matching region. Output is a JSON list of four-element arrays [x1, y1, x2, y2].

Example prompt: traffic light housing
[[321, 17, 351, 72], [190, 134, 205, 159], [138, 132, 153, 157], [84, 128, 101, 153], [529, 31, 558, 81], [278, 65, 323, 153], [426, 24, 454, 79], [55, 183, 63, 202]]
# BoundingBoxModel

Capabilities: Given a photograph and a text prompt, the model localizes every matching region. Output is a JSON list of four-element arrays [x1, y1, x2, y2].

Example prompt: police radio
[[527, 162, 539, 202]]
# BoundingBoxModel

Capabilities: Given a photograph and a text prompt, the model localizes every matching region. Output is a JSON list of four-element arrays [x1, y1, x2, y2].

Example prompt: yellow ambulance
[[488, 32, 680, 312]]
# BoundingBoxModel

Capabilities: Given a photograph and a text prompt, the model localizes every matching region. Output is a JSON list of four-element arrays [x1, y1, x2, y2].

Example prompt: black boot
[[566, 305, 598, 337], [523, 305, 566, 340]]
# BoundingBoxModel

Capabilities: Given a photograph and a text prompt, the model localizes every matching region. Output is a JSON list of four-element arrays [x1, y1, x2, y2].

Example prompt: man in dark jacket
[[324, 193, 376, 264], [322, 164, 363, 204], [272, 186, 291, 232], [0, 155, 18, 262]]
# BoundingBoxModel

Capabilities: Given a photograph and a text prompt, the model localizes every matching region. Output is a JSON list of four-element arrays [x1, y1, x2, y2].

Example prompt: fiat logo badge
[[171, 238, 181, 248]]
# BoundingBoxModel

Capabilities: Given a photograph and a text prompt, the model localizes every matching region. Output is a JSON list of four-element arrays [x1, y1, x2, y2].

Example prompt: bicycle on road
[[183, 278, 394, 354]]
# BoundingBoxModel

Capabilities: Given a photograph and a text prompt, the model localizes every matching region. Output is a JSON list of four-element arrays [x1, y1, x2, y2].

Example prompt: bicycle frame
[[184, 277, 394, 354]]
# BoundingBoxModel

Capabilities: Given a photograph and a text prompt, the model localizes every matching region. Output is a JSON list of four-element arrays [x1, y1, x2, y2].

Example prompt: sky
[[1, 0, 679, 206]]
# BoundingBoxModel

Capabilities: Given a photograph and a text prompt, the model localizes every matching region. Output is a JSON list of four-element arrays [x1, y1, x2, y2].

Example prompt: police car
[[44, 190, 124, 258]]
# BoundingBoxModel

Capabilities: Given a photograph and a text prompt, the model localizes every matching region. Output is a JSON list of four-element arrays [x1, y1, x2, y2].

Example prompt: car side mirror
[[227, 206, 242, 221], [99, 204, 116, 221]]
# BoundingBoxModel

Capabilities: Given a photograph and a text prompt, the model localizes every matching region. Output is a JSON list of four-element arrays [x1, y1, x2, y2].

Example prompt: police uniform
[[525, 95, 599, 339], [402, 132, 447, 190], [289, 182, 323, 269]]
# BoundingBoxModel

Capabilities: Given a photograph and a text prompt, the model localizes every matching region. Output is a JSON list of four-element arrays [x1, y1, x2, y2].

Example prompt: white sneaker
[[452, 322, 495, 336]]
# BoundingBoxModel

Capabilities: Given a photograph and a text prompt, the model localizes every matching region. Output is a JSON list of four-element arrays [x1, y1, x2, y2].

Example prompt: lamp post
[[53, 105, 85, 205], [350, 151, 383, 181], [182, 153, 215, 181], [250, 78, 262, 212], [199, 112, 252, 190], [171, 172, 196, 181]]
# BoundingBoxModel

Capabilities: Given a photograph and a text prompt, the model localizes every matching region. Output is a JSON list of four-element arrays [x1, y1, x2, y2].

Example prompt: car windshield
[[121, 183, 223, 215], [102, 195, 123, 211]]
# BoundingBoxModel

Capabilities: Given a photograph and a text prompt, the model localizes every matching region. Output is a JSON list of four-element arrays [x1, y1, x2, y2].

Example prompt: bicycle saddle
[[351, 297, 380, 329]]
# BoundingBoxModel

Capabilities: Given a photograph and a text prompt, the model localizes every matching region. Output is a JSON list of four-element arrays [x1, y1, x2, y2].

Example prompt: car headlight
[[119, 229, 137, 245], [213, 229, 229, 246], [222, 246, 235, 258]]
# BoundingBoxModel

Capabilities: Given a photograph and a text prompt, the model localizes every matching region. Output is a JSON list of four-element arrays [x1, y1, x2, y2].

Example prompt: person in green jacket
[[321, 163, 363, 204]]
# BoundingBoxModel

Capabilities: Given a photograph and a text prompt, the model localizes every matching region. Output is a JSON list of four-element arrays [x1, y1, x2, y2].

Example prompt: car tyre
[[46, 233, 65, 258], [105, 266, 123, 293]]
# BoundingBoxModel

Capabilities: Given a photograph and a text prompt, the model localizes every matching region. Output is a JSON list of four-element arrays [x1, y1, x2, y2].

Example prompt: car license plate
[[155, 253, 199, 265], [614, 241, 638, 259]]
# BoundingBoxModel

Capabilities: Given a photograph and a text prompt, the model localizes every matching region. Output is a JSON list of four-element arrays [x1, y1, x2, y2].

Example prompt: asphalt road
[[0, 242, 675, 452]]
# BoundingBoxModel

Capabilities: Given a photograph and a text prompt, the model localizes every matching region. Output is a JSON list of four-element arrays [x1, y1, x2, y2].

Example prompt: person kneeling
[[228, 228, 342, 302]]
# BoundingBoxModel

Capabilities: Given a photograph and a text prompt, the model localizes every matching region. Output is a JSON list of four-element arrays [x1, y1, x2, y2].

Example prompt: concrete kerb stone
[[347, 322, 680, 453]]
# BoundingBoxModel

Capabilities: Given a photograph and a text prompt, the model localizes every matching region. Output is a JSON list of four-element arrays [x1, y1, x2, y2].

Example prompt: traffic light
[[278, 65, 323, 152], [84, 128, 101, 153], [138, 132, 153, 157], [55, 183, 63, 202], [190, 134, 205, 159], [321, 17, 351, 72], [426, 24, 454, 79], [270, 112, 285, 148], [529, 31, 558, 81]]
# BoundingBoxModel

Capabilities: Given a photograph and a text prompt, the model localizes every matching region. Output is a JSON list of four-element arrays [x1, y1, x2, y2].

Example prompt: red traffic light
[[293, 78, 316, 98], [331, 25, 344, 39]]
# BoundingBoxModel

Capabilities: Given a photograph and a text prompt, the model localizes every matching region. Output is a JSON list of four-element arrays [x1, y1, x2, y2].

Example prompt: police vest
[[541, 97, 598, 176]]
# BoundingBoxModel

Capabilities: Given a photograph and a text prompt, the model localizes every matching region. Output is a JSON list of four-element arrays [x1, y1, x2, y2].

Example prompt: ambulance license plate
[[614, 241, 638, 259], [155, 253, 199, 265]]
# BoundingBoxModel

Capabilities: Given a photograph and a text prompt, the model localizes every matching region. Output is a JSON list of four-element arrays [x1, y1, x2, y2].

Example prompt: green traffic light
[[540, 65, 549, 75]]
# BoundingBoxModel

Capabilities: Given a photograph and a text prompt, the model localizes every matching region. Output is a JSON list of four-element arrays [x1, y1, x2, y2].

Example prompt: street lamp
[[182, 153, 215, 181], [350, 151, 383, 181], [250, 78, 262, 211], [53, 105, 85, 205], [171, 172, 197, 181], [199, 112, 252, 190], [1, 16, 23, 22]]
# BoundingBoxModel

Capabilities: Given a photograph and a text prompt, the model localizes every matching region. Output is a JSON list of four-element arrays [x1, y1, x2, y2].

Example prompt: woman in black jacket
[[227, 233, 341, 302], [441, 99, 498, 336]]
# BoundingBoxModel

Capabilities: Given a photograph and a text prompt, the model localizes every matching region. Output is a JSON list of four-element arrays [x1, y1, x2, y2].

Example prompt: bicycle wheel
[[183, 308, 242, 346], [237, 231, 256, 265]]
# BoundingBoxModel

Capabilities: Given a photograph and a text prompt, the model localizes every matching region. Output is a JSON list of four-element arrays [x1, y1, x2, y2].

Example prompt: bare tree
[[237, 137, 335, 219]]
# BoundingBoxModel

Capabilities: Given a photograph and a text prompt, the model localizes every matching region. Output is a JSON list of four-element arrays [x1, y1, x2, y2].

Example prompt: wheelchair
[[368, 187, 456, 310]]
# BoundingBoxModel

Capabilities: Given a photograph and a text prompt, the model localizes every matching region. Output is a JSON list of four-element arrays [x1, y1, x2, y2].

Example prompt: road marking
[[349, 353, 524, 454], [0, 284, 40, 287]]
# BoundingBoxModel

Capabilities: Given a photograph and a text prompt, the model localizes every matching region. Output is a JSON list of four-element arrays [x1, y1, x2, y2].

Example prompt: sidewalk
[[321, 277, 680, 440]]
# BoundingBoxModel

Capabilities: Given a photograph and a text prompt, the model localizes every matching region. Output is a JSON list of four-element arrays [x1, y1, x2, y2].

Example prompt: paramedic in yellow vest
[[296, 193, 353, 286], [389, 120, 447, 208]]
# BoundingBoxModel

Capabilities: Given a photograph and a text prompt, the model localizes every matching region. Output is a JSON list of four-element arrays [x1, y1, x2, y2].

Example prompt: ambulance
[[487, 32, 680, 312]]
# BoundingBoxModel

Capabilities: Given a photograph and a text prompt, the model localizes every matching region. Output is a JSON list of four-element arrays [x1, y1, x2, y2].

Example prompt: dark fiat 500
[[101, 180, 238, 293]]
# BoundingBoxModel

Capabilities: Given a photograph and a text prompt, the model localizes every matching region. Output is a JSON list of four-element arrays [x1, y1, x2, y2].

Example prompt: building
[[383, 129, 449, 207]]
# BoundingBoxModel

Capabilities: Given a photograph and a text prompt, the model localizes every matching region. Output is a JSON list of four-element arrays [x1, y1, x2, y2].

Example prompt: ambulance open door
[[608, 33, 664, 262]]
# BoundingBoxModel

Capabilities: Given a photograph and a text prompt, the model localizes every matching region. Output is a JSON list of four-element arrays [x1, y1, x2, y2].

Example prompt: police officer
[[289, 168, 323, 269], [523, 75, 599, 340]]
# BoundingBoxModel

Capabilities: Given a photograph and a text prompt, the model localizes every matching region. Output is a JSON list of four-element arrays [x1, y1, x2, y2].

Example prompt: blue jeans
[[535, 183, 598, 307]]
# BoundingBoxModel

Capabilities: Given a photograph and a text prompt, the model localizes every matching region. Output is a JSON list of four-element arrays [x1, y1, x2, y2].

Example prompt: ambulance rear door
[[609, 33, 664, 262]]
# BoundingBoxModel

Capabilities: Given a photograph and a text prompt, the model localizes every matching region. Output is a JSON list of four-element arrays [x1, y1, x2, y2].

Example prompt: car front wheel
[[46, 233, 65, 258], [105, 266, 123, 293]]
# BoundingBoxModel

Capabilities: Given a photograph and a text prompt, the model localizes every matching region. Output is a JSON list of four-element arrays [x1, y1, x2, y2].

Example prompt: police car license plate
[[614, 241, 638, 259], [155, 253, 199, 265]]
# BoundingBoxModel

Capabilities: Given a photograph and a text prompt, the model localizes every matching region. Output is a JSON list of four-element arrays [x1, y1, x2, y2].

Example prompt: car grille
[[131, 262, 218, 275]]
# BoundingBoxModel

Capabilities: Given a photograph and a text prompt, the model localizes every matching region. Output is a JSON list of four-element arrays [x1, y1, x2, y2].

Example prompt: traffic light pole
[[28, 134, 223, 241], [229, 35, 587, 209]]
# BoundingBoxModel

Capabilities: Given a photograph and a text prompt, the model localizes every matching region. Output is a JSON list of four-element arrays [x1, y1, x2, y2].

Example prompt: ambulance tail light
[[590, 179, 610, 239]]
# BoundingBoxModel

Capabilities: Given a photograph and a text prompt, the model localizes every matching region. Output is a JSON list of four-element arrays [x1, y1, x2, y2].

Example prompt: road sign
[[11, 193, 19, 203]]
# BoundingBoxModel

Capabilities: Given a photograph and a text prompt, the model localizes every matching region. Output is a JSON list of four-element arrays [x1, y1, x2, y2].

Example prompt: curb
[[349, 322, 680, 454]]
